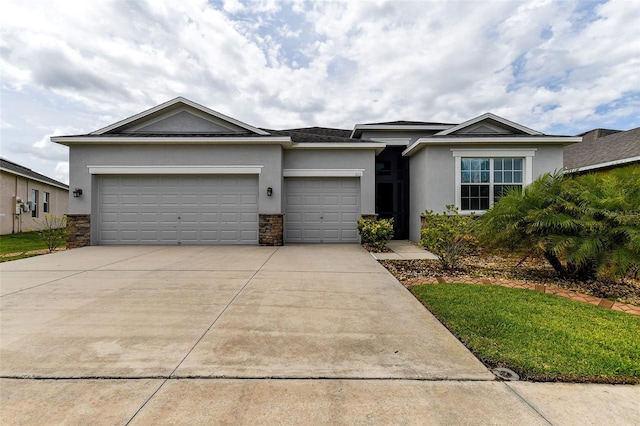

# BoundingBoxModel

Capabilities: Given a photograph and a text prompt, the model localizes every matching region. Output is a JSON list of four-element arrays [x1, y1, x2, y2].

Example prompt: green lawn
[[411, 283, 640, 383], [0, 231, 48, 262]]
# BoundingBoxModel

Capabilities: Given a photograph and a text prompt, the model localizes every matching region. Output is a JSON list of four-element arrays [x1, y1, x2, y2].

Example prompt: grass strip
[[411, 283, 640, 383], [0, 231, 48, 255]]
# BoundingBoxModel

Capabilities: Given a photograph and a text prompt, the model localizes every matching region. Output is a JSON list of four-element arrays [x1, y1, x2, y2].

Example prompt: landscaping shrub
[[420, 205, 476, 271], [32, 214, 67, 252], [476, 165, 640, 281], [357, 217, 394, 249]]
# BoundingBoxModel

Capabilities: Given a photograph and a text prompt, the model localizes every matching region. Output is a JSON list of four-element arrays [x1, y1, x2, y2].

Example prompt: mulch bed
[[378, 253, 640, 307]]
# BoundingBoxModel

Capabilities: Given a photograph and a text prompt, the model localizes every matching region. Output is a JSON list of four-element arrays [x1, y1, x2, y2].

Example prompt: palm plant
[[475, 165, 640, 281]]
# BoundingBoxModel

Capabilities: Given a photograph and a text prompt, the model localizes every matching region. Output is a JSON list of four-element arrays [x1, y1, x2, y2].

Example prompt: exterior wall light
[[266, 187, 273, 197], [73, 188, 83, 198]]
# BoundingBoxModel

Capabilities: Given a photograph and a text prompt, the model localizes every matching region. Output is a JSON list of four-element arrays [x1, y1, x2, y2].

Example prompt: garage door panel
[[342, 196, 357, 206], [284, 177, 359, 243], [99, 175, 258, 245], [240, 212, 258, 223]]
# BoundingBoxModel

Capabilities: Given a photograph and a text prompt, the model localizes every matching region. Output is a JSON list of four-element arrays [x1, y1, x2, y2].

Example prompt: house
[[0, 158, 69, 235], [52, 97, 579, 247], [564, 126, 640, 173]]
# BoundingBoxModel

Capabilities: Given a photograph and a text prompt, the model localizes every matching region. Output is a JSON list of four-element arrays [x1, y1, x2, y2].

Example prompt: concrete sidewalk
[[1, 245, 638, 425]]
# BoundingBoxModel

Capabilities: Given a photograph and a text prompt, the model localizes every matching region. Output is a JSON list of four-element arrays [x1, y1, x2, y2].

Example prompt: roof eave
[[51, 136, 294, 147], [564, 156, 640, 173], [402, 136, 582, 157], [291, 142, 386, 155], [350, 123, 454, 139], [0, 167, 69, 190]]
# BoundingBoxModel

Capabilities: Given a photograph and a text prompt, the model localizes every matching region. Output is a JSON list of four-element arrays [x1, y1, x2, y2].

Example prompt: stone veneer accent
[[360, 214, 378, 221], [259, 214, 283, 246], [66, 214, 91, 249]]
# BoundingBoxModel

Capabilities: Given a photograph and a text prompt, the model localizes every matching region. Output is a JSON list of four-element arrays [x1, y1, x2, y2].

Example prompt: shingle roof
[[263, 128, 360, 143], [363, 120, 456, 126], [564, 127, 640, 170], [278, 127, 352, 139], [0, 158, 69, 189]]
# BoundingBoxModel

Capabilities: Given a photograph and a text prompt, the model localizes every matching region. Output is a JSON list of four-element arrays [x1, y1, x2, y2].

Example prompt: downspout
[[14, 175, 18, 233]]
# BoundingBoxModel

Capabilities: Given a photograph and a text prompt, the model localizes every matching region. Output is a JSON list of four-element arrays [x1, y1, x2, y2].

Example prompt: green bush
[[358, 217, 394, 249], [32, 214, 67, 252], [420, 205, 476, 271], [476, 165, 640, 281]]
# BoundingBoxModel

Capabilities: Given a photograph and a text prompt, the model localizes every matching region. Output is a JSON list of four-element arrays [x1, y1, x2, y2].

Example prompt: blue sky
[[1, 0, 639, 184]]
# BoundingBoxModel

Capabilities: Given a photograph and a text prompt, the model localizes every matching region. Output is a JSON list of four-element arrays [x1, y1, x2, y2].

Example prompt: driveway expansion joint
[[124, 246, 281, 425]]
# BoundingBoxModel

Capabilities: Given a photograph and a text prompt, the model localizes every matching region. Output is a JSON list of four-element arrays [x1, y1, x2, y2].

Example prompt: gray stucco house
[[52, 97, 579, 247]]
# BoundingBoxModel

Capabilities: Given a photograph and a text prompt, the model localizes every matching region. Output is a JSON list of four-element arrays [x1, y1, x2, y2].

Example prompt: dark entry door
[[375, 147, 409, 239]]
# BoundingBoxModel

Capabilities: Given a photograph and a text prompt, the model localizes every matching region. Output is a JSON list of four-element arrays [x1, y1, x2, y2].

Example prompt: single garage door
[[284, 177, 359, 243], [99, 175, 258, 245]]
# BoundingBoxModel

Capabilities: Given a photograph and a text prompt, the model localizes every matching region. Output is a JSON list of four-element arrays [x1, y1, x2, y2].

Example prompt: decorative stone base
[[259, 214, 283, 246], [66, 214, 91, 249]]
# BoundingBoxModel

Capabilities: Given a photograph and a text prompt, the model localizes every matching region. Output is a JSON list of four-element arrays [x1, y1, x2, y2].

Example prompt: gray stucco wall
[[283, 149, 376, 215], [408, 144, 567, 242], [68, 144, 284, 243], [68, 143, 377, 244]]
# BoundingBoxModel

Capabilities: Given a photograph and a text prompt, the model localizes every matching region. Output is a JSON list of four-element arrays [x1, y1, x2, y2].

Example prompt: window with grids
[[31, 189, 39, 218], [43, 192, 50, 213], [461, 157, 523, 210]]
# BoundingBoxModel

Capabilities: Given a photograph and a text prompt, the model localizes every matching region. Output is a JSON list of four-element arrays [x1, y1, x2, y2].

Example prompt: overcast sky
[[1, 0, 639, 184]]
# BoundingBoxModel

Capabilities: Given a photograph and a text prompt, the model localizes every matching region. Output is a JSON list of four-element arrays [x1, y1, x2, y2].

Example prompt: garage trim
[[283, 168, 364, 177], [88, 165, 263, 175]]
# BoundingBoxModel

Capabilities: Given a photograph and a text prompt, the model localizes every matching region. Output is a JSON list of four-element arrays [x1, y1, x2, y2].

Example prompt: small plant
[[420, 205, 476, 271], [358, 217, 394, 250], [32, 214, 67, 252]]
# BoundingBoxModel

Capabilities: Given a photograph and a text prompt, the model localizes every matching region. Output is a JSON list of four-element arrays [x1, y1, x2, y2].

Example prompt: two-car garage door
[[98, 175, 360, 245], [99, 175, 258, 245]]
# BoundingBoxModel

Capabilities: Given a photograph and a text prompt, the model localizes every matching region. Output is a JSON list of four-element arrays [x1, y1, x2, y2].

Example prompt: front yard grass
[[411, 283, 640, 384], [0, 231, 49, 262]]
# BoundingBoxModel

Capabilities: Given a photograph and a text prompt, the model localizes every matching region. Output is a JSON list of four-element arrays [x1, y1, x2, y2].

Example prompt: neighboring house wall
[[0, 170, 69, 235]]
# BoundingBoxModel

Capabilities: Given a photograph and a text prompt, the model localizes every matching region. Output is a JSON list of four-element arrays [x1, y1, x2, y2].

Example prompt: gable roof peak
[[90, 97, 269, 136], [436, 112, 543, 136]]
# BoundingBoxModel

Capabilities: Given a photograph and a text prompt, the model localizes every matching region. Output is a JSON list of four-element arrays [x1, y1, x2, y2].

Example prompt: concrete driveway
[[1, 245, 637, 424]]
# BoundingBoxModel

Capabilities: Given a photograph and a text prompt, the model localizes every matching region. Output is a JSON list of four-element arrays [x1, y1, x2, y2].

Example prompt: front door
[[375, 147, 409, 239]]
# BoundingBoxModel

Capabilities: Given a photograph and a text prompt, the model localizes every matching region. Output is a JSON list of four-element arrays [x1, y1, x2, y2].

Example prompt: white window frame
[[43, 192, 50, 213], [452, 149, 536, 214]]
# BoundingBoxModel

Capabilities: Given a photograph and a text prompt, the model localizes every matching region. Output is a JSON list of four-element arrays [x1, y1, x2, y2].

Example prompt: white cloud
[[0, 0, 638, 155], [54, 161, 69, 185]]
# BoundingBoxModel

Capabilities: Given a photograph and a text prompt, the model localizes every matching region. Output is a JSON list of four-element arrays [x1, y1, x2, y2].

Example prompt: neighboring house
[[52, 97, 579, 247], [0, 158, 69, 235], [564, 126, 640, 173]]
